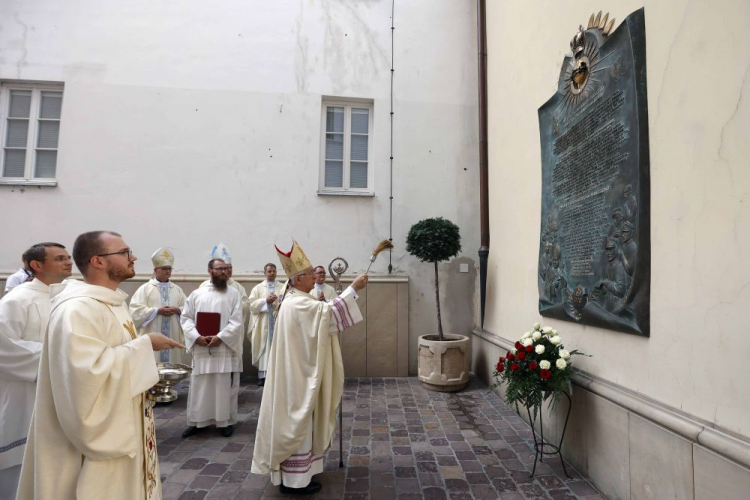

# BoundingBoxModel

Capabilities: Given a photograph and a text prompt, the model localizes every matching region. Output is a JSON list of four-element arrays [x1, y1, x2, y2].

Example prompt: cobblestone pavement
[[155, 377, 603, 500]]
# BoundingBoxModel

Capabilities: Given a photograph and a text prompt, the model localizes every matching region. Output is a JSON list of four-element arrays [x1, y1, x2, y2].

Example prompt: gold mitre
[[151, 247, 174, 268], [275, 239, 312, 277]]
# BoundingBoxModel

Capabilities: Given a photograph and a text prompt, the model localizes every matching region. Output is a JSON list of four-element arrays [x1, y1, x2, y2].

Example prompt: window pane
[[326, 107, 344, 133], [37, 121, 60, 149], [6, 119, 29, 147], [350, 162, 368, 188], [325, 160, 343, 188], [9, 91, 31, 118], [35, 150, 57, 178], [351, 134, 368, 161], [40, 92, 63, 119], [3, 149, 26, 177], [351, 108, 369, 134], [325, 133, 343, 159]]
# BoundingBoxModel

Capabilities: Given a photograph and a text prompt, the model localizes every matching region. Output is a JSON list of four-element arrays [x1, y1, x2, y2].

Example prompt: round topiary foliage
[[406, 217, 462, 263]]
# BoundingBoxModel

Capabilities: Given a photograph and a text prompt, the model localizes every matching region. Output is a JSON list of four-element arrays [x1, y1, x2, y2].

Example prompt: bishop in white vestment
[[0, 242, 72, 500], [130, 247, 188, 364], [181, 258, 243, 437], [17, 231, 184, 500], [251, 240, 368, 495], [249, 263, 283, 385]]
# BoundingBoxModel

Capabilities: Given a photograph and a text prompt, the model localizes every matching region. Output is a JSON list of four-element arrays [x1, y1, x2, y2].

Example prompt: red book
[[196, 312, 221, 337]]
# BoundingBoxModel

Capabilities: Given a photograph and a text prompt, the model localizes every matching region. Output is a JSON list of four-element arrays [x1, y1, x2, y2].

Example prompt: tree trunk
[[435, 261, 444, 341]]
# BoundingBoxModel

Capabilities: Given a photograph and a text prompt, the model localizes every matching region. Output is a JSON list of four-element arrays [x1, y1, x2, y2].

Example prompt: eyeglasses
[[97, 249, 134, 260], [211, 266, 230, 273]]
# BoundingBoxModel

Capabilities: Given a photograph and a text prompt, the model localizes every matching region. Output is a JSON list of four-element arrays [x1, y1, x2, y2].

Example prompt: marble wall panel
[[693, 444, 750, 500], [629, 414, 694, 500], [367, 283, 399, 376]]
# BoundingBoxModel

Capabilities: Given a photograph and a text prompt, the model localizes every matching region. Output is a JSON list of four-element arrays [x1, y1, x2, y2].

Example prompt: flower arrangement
[[492, 323, 586, 414]]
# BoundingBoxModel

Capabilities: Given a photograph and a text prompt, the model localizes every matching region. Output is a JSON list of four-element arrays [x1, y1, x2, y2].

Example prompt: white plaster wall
[[0, 0, 480, 374], [484, 1, 750, 436]]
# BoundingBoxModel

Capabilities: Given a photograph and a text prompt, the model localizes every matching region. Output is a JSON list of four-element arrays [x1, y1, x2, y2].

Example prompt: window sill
[[0, 178, 57, 187], [317, 190, 375, 197]]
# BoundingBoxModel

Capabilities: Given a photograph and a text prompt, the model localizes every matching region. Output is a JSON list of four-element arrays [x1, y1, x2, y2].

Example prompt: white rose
[[522, 338, 534, 347], [539, 360, 551, 370], [533, 322, 541, 331], [521, 331, 531, 340], [559, 349, 570, 359], [556, 358, 567, 370], [535, 345, 545, 354], [532, 331, 542, 341], [552, 329, 558, 335], [550, 335, 562, 345], [511, 348, 517, 354], [542, 326, 553, 335]]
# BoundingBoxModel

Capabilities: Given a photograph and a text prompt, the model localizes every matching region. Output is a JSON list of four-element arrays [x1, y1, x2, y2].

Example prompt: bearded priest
[[181, 258, 243, 438], [17, 231, 183, 500], [200, 243, 252, 334], [251, 240, 368, 495], [129, 247, 187, 364]]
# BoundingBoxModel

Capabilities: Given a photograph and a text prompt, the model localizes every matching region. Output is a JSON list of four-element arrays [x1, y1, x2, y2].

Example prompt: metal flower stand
[[526, 390, 572, 478]]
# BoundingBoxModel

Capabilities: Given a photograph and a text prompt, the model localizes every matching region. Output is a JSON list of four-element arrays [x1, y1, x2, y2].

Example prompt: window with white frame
[[319, 100, 373, 194], [0, 82, 63, 184]]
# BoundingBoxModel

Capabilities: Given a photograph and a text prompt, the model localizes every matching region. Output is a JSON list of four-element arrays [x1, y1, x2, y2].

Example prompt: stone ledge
[[0, 273, 409, 284], [472, 327, 750, 470]]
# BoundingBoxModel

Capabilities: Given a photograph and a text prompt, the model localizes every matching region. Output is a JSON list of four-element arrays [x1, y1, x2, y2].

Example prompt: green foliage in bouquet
[[492, 323, 587, 417]]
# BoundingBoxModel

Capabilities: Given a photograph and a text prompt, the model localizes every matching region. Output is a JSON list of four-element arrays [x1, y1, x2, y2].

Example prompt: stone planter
[[417, 333, 470, 392]]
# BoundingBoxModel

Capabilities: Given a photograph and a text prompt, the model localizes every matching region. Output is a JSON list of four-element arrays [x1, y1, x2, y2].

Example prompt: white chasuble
[[16, 281, 161, 500], [248, 280, 283, 373], [251, 287, 362, 486], [0, 279, 49, 497], [130, 279, 188, 364], [181, 285, 243, 427]]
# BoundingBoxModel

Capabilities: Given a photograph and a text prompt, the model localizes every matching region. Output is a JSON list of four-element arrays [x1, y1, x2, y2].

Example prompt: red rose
[[540, 369, 551, 380], [506, 352, 515, 361], [525, 345, 534, 353], [511, 363, 519, 371], [529, 361, 538, 370], [515, 341, 523, 350], [496, 362, 504, 373], [498, 356, 505, 363], [517, 351, 526, 361]]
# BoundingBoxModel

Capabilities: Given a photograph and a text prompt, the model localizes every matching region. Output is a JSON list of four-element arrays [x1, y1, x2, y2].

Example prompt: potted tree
[[407, 217, 470, 392]]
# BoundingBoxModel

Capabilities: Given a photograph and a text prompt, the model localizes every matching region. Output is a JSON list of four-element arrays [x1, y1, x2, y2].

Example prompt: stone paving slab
[[156, 377, 603, 499]]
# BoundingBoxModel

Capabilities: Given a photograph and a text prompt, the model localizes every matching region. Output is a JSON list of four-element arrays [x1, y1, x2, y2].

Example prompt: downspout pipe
[[477, 0, 490, 328]]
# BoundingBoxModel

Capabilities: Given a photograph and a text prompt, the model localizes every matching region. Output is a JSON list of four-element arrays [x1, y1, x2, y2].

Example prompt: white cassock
[[130, 279, 188, 364], [309, 282, 337, 302], [181, 285, 243, 428], [0, 279, 49, 500], [17, 280, 161, 500], [201, 278, 251, 334], [251, 286, 362, 487], [248, 280, 283, 379]]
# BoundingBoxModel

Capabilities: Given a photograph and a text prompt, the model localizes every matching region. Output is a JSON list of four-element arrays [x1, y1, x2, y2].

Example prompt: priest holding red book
[[180, 257, 243, 438]]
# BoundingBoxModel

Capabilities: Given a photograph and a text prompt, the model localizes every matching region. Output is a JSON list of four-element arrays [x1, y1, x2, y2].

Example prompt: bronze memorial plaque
[[537, 9, 650, 336]]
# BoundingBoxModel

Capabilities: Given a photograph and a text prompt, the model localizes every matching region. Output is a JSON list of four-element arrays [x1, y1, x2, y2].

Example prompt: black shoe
[[181, 426, 199, 438], [220, 425, 234, 437], [279, 481, 321, 495], [257, 378, 265, 386]]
